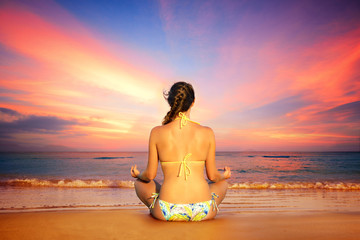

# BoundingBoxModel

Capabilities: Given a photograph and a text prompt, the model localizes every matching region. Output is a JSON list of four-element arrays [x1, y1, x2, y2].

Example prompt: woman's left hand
[[223, 166, 231, 179], [130, 165, 140, 178]]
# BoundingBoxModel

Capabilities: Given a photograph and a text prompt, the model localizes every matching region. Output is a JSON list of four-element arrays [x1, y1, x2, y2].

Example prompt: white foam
[[2, 178, 135, 188], [2, 179, 360, 190], [228, 182, 360, 190]]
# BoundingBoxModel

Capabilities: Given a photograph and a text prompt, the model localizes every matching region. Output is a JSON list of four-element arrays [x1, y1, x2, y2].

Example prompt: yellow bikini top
[[161, 112, 204, 180], [161, 153, 204, 180]]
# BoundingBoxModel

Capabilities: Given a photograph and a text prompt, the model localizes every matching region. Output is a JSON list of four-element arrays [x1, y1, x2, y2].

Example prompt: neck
[[179, 110, 191, 119]]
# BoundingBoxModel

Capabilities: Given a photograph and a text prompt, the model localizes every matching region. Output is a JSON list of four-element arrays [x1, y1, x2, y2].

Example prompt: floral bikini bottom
[[150, 192, 219, 221]]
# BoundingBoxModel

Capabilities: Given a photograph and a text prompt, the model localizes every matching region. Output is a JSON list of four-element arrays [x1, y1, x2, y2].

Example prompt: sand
[[0, 208, 359, 240]]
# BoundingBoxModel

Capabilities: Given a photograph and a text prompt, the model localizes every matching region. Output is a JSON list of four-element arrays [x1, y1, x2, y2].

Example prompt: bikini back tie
[[175, 112, 200, 129], [178, 153, 192, 180], [160, 113, 203, 180], [161, 153, 205, 180]]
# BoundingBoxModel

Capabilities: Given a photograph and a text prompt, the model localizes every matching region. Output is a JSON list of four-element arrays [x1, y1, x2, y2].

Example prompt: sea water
[[0, 152, 359, 212]]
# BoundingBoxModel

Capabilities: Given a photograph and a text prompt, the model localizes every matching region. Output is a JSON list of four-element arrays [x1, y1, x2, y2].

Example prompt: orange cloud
[[207, 24, 360, 151], [0, 2, 169, 150], [0, 1, 359, 151], [0, 5, 165, 101]]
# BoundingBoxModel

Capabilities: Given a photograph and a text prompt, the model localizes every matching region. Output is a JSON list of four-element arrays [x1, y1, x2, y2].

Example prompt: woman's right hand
[[130, 165, 140, 178], [223, 166, 231, 179]]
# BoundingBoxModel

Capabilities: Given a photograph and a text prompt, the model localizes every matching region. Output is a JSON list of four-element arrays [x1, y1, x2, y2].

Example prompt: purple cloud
[[0, 107, 79, 136]]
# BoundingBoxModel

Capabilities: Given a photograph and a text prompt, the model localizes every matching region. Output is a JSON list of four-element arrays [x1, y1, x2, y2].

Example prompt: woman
[[130, 82, 231, 221]]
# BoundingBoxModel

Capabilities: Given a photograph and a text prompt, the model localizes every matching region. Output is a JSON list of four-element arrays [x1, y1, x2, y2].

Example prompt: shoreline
[[1, 205, 359, 216], [1, 203, 359, 214], [1, 188, 359, 213], [1, 203, 359, 215], [1, 208, 359, 240]]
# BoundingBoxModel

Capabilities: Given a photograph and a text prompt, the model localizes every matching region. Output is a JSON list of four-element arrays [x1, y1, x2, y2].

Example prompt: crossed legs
[[134, 179, 161, 208], [134, 179, 228, 208]]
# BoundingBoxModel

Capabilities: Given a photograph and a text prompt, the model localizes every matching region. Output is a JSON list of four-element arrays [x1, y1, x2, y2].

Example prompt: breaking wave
[[229, 182, 360, 190], [0, 178, 134, 188], [1, 179, 359, 190]]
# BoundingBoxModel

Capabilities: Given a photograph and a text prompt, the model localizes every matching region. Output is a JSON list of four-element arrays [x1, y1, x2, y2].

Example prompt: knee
[[219, 179, 230, 189], [135, 178, 149, 187], [134, 178, 142, 185], [216, 180, 230, 196], [134, 178, 141, 188], [134, 179, 157, 191]]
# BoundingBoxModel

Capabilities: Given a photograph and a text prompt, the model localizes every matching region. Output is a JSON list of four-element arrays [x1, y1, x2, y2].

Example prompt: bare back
[[152, 118, 213, 203]]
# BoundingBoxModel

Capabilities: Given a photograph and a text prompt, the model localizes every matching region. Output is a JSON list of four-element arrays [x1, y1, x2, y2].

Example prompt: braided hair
[[162, 82, 195, 125]]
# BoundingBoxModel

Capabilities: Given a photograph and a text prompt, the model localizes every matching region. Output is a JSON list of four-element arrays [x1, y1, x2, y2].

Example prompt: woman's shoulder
[[193, 123, 214, 136], [149, 124, 171, 135], [150, 122, 214, 134], [201, 125, 214, 133], [150, 125, 163, 134]]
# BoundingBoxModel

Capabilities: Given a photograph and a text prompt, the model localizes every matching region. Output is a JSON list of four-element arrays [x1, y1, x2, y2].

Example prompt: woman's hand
[[223, 166, 231, 179], [130, 165, 140, 178]]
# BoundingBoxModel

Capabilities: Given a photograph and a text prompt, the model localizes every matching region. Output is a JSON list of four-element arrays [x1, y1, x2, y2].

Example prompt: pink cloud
[[0, 2, 166, 102], [206, 17, 360, 150], [0, 1, 169, 150]]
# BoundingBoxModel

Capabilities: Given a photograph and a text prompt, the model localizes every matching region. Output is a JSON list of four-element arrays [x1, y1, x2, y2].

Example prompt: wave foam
[[1, 179, 359, 190], [1, 178, 135, 188], [229, 182, 360, 190]]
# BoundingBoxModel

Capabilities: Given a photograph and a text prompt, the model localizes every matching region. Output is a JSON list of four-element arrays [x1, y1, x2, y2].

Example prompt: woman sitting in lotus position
[[130, 82, 231, 221]]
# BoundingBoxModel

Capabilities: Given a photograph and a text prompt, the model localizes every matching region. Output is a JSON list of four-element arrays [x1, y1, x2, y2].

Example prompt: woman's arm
[[205, 128, 231, 182], [130, 127, 159, 182]]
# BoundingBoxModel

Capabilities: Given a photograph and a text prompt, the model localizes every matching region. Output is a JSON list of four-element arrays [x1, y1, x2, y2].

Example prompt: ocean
[[0, 151, 359, 213]]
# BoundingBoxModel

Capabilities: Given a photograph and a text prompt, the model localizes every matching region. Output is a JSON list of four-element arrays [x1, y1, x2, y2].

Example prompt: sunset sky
[[0, 0, 359, 152]]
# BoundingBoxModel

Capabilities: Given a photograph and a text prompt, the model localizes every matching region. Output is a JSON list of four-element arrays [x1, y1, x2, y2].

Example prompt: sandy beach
[[0, 208, 359, 240], [1, 152, 359, 239]]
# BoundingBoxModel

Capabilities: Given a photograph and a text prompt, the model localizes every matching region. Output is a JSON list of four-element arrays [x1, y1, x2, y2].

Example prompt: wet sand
[[0, 209, 359, 240]]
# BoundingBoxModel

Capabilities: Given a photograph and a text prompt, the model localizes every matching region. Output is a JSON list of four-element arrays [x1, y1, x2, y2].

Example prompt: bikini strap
[[175, 112, 200, 129], [178, 153, 192, 180], [211, 193, 219, 211], [149, 192, 159, 209]]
